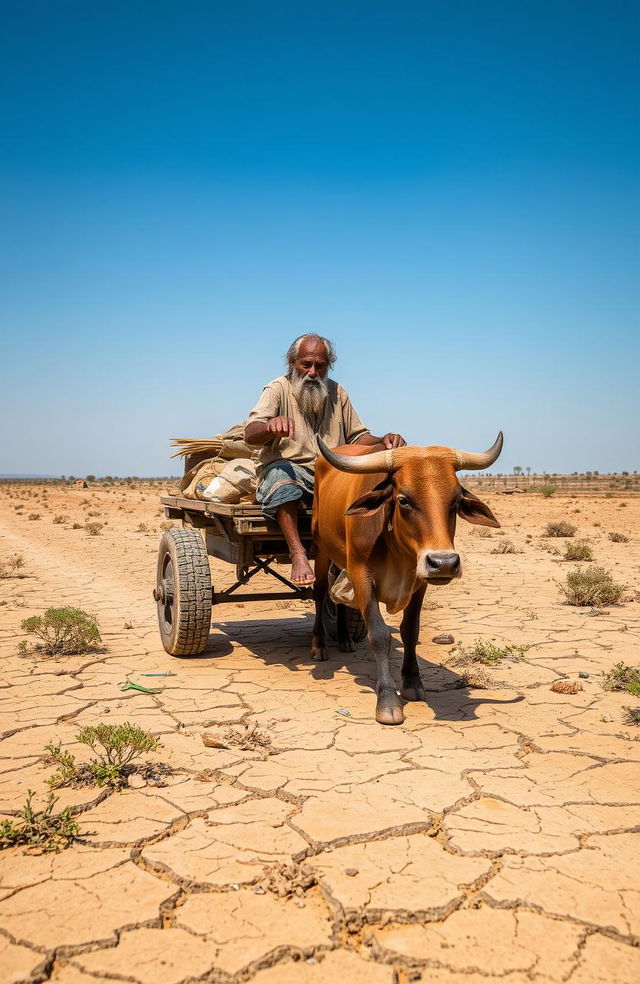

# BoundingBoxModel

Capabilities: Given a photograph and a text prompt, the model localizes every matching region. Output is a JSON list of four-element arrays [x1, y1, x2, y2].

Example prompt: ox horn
[[453, 432, 504, 471], [317, 438, 395, 473]]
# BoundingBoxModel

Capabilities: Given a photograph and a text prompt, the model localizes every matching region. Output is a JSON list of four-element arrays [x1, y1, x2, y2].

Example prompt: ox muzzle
[[417, 550, 461, 583]]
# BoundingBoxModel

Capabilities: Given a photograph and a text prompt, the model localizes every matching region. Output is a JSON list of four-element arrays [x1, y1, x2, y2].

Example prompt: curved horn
[[453, 432, 504, 471], [317, 438, 395, 473]]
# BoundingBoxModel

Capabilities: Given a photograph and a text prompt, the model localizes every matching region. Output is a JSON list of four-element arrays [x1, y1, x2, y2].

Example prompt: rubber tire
[[322, 595, 367, 644], [156, 528, 212, 656]]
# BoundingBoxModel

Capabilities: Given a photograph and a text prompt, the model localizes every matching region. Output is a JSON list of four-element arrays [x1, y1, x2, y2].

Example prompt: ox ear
[[457, 487, 500, 528], [345, 478, 394, 517]]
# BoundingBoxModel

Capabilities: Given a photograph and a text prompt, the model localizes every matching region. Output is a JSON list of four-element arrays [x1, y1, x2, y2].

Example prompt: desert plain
[[0, 480, 639, 984]]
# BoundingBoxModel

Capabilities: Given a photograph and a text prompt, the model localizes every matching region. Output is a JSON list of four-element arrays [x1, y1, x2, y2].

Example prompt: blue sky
[[1, 0, 638, 476]]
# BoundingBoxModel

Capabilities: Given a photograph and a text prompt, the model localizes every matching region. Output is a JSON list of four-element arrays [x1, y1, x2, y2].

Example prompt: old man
[[245, 334, 406, 586]]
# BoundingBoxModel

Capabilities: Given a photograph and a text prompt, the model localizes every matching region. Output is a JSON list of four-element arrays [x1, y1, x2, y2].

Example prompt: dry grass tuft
[[608, 531, 629, 543], [545, 521, 577, 538], [562, 541, 593, 561], [560, 567, 626, 607], [490, 539, 521, 554]]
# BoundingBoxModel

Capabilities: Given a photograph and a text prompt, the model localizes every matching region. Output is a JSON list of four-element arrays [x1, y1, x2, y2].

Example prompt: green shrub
[[563, 541, 593, 561], [602, 663, 640, 697], [76, 723, 162, 788], [452, 638, 528, 666], [545, 521, 577, 537], [608, 531, 629, 543], [20, 607, 101, 656], [540, 485, 557, 497], [44, 742, 80, 789], [0, 791, 80, 853], [560, 567, 626, 607]]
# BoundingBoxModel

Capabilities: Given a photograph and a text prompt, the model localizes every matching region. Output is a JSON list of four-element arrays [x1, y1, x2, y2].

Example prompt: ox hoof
[[375, 693, 405, 726], [338, 637, 355, 653], [311, 647, 328, 662], [401, 681, 427, 702]]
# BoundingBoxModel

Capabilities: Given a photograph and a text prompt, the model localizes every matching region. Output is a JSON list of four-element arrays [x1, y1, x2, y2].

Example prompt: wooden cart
[[155, 495, 364, 656]]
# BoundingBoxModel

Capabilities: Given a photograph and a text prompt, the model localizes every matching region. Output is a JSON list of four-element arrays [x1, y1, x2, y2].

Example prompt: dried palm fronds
[[170, 438, 224, 459]]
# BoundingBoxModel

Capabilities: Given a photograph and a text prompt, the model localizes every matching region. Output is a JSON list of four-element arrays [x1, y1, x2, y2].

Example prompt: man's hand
[[382, 433, 407, 449], [268, 416, 295, 438]]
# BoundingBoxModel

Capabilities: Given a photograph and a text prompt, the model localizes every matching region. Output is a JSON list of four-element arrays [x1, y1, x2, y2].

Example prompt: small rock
[[295, 899, 306, 908], [336, 709, 351, 717], [345, 868, 359, 877], [601, 713, 614, 723], [578, 671, 590, 678], [253, 885, 266, 895], [127, 774, 146, 788], [432, 633, 455, 645]]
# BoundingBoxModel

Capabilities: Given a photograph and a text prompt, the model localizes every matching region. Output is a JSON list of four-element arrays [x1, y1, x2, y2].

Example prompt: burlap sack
[[197, 459, 257, 503]]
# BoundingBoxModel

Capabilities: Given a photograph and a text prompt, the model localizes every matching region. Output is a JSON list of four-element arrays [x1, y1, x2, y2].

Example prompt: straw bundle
[[170, 438, 224, 459]]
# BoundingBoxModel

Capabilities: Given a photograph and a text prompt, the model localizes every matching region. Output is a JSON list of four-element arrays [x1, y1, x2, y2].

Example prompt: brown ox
[[311, 434, 503, 724]]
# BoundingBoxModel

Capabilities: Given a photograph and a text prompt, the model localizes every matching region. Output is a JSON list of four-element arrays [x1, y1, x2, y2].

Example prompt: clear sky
[[1, 0, 638, 476]]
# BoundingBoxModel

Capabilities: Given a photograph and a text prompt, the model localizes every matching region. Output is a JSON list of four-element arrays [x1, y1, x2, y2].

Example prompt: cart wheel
[[154, 528, 212, 656], [322, 593, 367, 645]]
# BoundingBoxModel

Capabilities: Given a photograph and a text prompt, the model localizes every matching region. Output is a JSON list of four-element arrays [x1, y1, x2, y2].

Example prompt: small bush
[[563, 541, 593, 561], [85, 521, 103, 536], [76, 723, 162, 788], [540, 485, 557, 497], [623, 706, 640, 727], [44, 742, 80, 789], [72, 522, 83, 530], [0, 553, 25, 579], [602, 663, 640, 697], [0, 791, 80, 853], [20, 607, 101, 656], [53, 514, 69, 524], [136, 522, 150, 533], [452, 638, 528, 666], [545, 521, 577, 538], [560, 567, 626, 607], [28, 513, 41, 521], [608, 531, 629, 543], [159, 520, 174, 532], [490, 539, 521, 554]]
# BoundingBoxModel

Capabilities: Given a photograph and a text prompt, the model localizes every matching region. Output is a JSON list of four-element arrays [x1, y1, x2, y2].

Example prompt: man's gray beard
[[291, 371, 329, 428]]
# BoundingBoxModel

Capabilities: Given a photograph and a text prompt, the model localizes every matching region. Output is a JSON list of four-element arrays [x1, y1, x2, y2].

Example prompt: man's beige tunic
[[246, 376, 369, 478]]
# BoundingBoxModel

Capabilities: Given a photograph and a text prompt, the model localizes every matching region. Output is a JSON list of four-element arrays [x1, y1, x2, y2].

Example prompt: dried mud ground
[[0, 483, 639, 984]]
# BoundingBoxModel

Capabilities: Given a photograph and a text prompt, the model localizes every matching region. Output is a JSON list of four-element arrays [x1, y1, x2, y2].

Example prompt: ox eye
[[397, 494, 412, 509]]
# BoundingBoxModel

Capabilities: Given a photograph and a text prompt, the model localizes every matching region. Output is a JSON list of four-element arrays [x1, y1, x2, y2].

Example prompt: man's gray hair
[[285, 334, 336, 370]]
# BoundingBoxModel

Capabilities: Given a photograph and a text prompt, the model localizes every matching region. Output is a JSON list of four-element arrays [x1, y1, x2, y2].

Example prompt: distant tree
[[86, 475, 96, 483], [513, 466, 523, 476]]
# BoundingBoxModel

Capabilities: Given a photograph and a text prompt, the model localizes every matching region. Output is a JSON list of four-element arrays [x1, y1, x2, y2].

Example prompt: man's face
[[291, 339, 330, 381], [289, 339, 330, 422]]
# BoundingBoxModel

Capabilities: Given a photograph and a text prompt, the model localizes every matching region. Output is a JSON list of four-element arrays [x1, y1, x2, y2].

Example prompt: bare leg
[[311, 549, 330, 661], [276, 500, 314, 585], [400, 584, 427, 701], [352, 568, 404, 725]]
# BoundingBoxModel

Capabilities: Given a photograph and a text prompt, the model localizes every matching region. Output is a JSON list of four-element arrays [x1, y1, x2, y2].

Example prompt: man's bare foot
[[290, 551, 315, 586]]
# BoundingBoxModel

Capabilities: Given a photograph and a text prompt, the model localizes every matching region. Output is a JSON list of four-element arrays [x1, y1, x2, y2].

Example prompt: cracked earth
[[0, 483, 639, 983]]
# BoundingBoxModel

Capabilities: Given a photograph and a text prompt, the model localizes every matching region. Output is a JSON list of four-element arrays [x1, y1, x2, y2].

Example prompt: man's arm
[[354, 432, 407, 449], [245, 417, 295, 446]]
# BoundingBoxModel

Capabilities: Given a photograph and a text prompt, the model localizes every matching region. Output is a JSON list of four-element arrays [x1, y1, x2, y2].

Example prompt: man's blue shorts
[[256, 461, 314, 520]]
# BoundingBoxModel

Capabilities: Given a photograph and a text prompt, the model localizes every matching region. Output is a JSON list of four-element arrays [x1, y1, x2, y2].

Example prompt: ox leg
[[311, 549, 330, 661], [354, 577, 403, 725], [400, 584, 427, 702]]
